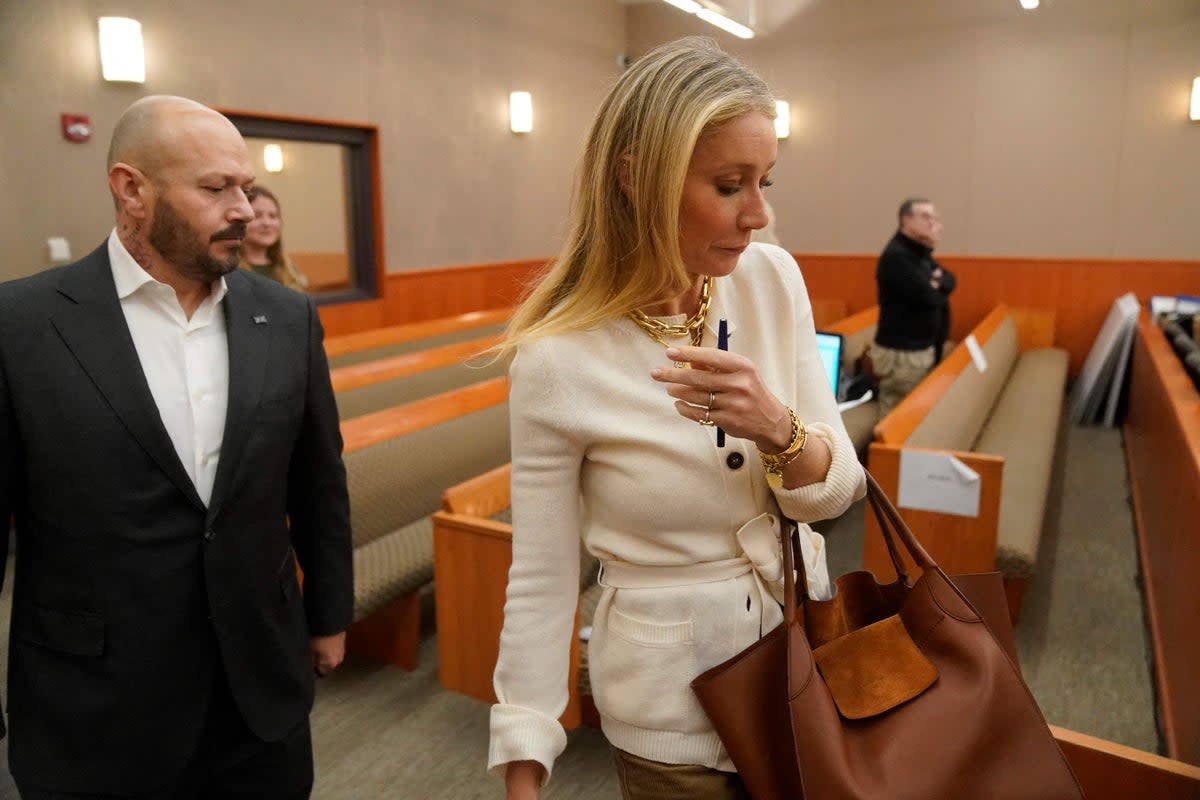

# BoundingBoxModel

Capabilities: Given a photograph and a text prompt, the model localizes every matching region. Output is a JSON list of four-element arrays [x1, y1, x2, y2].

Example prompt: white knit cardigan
[[488, 244, 866, 782]]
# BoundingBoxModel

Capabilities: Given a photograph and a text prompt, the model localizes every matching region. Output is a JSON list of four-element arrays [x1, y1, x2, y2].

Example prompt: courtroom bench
[[331, 334, 508, 420], [429, 463, 1200, 798], [431, 464, 602, 729], [864, 304, 1068, 621], [324, 307, 511, 369], [1124, 311, 1200, 764], [339, 377, 511, 669]]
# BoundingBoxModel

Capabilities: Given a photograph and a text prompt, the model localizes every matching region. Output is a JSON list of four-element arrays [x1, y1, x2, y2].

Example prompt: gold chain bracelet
[[758, 408, 808, 476]]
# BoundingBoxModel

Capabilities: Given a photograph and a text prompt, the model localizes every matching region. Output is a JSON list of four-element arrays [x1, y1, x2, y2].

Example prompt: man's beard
[[148, 198, 245, 283]]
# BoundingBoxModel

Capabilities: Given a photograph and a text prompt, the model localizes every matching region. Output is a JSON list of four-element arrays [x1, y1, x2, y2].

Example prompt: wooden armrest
[[441, 464, 512, 516]]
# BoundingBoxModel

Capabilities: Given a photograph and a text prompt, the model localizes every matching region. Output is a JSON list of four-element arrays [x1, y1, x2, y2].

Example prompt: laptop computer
[[814, 330, 844, 400]]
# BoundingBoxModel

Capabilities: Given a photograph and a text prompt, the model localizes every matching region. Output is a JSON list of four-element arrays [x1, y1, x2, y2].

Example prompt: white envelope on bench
[[897, 450, 981, 518]]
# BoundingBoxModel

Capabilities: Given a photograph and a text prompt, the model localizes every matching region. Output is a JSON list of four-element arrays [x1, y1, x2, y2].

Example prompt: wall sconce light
[[263, 144, 284, 173], [98, 17, 145, 83], [1019, 0, 1039, 9], [774, 100, 791, 139], [1191, 77, 1200, 122], [509, 92, 533, 133]]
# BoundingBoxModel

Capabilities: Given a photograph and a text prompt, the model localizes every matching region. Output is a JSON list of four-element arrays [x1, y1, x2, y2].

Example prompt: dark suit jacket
[[0, 243, 353, 793]]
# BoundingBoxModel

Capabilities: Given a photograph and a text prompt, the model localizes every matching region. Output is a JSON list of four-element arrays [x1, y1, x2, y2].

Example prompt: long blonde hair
[[500, 37, 774, 353]]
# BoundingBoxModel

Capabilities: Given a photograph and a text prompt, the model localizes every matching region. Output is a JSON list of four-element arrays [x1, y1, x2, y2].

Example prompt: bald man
[[0, 96, 352, 798]]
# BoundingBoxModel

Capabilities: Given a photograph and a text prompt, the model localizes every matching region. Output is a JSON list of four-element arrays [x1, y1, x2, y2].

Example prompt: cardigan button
[[203, 528, 216, 542], [726, 452, 744, 470]]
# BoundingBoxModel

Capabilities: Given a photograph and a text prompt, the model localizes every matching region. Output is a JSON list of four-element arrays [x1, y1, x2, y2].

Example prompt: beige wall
[[0, 0, 626, 281], [627, 0, 1200, 258], [3, 0, 1197, 284]]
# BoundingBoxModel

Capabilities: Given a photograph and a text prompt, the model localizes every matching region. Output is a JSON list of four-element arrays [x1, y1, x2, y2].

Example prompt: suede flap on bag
[[812, 614, 937, 720]]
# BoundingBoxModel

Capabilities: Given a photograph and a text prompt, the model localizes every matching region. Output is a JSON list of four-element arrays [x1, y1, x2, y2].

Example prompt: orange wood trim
[[382, 262, 544, 326], [341, 377, 508, 453], [441, 463, 512, 516], [324, 253, 1198, 367], [1051, 725, 1200, 798], [213, 106, 378, 131], [811, 299, 848, 329], [385, 257, 549, 281], [330, 334, 502, 393], [345, 591, 422, 671], [1123, 313, 1200, 764], [874, 304, 1011, 445], [324, 308, 511, 357], [863, 444, 1004, 581], [825, 306, 879, 337]]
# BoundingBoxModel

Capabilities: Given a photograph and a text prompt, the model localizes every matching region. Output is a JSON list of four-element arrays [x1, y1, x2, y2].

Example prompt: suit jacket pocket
[[13, 605, 105, 657]]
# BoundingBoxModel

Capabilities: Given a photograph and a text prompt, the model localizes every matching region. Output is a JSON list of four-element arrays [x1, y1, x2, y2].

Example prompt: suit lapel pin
[[253, 315, 268, 325]]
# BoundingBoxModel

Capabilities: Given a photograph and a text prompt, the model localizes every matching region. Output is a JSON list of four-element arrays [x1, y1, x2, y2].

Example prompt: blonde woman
[[489, 37, 865, 800], [241, 185, 309, 290]]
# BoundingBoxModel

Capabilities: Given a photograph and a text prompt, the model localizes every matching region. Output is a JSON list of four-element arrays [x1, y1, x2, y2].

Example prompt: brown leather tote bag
[[691, 473, 1086, 800]]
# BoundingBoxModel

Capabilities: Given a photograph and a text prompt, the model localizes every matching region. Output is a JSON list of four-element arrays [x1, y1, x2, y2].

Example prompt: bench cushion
[[909, 316, 1020, 452], [974, 348, 1069, 578], [345, 402, 511, 548], [352, 517, 434, 620], [337, 358, 508, 420], [841, 400, 879, 453]]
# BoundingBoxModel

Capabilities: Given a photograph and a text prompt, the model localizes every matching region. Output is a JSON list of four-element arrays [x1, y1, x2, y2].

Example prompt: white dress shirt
[[107, 230, 229, 506]]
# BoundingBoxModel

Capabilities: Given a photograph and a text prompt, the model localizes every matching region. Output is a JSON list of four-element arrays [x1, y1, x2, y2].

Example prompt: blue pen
[[717, 318, 729, 447]]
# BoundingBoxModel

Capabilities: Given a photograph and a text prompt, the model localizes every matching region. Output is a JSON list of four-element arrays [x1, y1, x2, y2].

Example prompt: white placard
[[963, 334, 988, 373], [897, 449, 981, 518]]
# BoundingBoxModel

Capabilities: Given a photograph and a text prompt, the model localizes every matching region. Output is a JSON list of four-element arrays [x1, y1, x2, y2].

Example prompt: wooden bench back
[[340, 378, 510, 548], [874, 305, 1056, 447]]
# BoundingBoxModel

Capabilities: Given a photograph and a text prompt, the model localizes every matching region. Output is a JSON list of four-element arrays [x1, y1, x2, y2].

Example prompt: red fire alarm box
[[61, 113, 93, 143]]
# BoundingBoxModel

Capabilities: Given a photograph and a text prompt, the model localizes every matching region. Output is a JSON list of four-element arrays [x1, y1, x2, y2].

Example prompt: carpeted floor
[[0, 423, 1158, 798]]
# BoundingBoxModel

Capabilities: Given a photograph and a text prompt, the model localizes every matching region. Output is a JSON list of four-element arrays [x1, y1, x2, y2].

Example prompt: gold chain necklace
[[629, 276, 712, 352]]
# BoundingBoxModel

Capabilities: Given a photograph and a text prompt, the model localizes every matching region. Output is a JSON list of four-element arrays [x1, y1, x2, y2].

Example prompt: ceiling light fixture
[[1019, 0, 1039, 9], [659, 1, 754, 40]]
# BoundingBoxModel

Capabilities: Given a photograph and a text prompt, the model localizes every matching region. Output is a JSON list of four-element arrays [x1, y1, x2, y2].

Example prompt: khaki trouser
[[612, 748, 749, 800], [869, 343, 936, 417]]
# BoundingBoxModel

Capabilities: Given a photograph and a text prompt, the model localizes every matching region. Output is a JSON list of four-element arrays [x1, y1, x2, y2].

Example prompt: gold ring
[[707, 390, 716, 411], [699, 408, 715, 426]]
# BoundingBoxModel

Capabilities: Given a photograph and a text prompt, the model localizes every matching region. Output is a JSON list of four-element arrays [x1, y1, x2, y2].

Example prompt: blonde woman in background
[[489, 37, 865, 800], [241, 184, 309, 290]]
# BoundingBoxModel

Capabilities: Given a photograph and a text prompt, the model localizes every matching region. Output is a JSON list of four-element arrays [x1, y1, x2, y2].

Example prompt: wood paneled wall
[[1123, 313, 1200, 765], [318, 254, 1200, 377], [318, 258, 545, 337]]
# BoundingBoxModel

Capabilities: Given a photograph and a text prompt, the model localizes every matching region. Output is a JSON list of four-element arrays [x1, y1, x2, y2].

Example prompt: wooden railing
[[1123, 312, 1200, 765]]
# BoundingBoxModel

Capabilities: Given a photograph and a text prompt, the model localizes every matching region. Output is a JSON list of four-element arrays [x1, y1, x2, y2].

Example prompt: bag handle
[[783, 471, 937, 623]]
